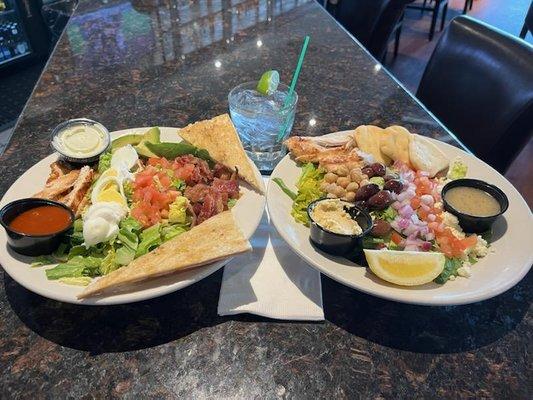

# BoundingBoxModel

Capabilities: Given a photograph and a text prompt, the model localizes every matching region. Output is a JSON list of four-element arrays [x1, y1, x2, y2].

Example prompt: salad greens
[[447, 158, 468, 180], [43, 215, 191, 282], [434, 258, 462, 284], [98, 151, 112, 173], [290, 163, 325, 226], [272, 177, 297, 200]]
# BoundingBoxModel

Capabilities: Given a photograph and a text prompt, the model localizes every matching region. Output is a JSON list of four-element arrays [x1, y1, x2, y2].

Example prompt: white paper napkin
[[218, 207, 324, 321]]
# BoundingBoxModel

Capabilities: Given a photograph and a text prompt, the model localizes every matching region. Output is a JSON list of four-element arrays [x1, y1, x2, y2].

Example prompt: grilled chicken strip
[[60, 166, 94, 216], [34, 169, 80, 200]]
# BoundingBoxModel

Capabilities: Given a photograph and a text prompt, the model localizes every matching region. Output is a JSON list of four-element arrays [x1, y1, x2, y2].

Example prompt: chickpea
[[360, 179, 370, 187], [344, 191, 356, 202], [326, 183, 339, 193], [335, 165, 349, 177], [324, 172, 338, 183], [327, 192, 338, 199], [336, 176, 351, 188], [320, 181, 330, 191], [350, 168, 364, 182], [334, 186, 346, 198], [346, 181, 359, 192]]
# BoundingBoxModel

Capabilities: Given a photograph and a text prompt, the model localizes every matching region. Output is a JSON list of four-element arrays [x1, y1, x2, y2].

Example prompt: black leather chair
[[327, 0, 415, 61], [417, 16, 533, 173]]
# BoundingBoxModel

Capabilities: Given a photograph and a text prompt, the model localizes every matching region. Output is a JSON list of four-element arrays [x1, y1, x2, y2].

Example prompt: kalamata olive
[[361, 166, 375, 178], [371, 219, 391, 237], [383, 179, 404, 194], [367, 190, 393, 210], [354, 183, 380, 201], [370, 163, 386, 177]]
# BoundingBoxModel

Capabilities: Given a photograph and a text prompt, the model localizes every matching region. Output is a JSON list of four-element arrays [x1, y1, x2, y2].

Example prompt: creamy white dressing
[[52, 120, 109, 159]]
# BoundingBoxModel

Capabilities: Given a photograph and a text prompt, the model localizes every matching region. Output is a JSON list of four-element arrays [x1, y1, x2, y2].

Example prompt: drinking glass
[[228, 81, 298, 171]]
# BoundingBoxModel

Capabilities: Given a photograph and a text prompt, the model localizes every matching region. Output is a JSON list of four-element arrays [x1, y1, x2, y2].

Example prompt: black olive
[[383, 179, 404, 194], [371, 219, 391, 237], [367, 190, 393, 210], [354, 183, 380, 201], [370, 163, 386, 177]]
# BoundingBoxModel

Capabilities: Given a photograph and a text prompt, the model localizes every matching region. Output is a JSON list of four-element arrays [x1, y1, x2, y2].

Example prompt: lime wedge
[[256, 70, 280, 95]]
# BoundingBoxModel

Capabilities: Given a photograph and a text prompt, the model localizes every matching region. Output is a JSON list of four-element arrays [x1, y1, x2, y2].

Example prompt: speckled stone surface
[[0, 0, 531, 398]]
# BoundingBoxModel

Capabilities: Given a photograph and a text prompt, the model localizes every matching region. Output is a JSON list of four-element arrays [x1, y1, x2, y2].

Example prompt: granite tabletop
[[0, 0, 531, 398]]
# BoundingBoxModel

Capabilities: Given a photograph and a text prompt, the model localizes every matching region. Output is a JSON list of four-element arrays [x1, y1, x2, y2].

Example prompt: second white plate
[[267, 134, 532, 305]]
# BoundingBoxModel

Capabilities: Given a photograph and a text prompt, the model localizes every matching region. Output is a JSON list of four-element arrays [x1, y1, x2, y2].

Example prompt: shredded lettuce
[[58, 277, 92, 286], [99, 246, 118, 275], [372, 206, 398, 222], [228, 198, 237, 208], [136, 223, 162, 257], [30, 255, 55, 268], [369, 176, 385, 189], [98, 151, 112, 174], [161, 223, 187, 241], [46, 256, 102, 280], [291, 163, 326, 226], [434, 257, 462, 284], [171, 178, 186, 191], [447, 158, 468, 180]]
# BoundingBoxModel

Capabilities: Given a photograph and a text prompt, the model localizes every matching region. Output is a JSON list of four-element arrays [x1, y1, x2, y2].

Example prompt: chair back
[[417, 16, 533, 173], [329, 0, 413, 60]]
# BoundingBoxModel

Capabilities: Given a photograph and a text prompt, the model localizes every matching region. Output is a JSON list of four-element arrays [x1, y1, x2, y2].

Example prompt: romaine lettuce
[[290, 163, 325, 225]]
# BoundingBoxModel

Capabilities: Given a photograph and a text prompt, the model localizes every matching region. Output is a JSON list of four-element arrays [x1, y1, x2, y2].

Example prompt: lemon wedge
[[96, 188, 127, 207], [364, 250, 445, 286]]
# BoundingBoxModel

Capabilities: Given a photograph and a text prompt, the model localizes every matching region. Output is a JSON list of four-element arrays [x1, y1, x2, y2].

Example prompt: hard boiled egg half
[[83, 145, 138, 247]]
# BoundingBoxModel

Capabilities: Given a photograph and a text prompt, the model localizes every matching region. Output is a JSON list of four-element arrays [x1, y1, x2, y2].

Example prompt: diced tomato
[[410, 197, 421, 209], [391, 232, 403, 245]]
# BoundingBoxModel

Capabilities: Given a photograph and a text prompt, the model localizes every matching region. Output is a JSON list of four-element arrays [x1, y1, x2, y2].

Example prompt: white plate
[[0, 127, 265, 305], [268, 133, 532, 305]]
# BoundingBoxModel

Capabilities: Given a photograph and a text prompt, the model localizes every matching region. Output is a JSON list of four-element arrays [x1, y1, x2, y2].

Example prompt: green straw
[[276, 35, 310, 142]]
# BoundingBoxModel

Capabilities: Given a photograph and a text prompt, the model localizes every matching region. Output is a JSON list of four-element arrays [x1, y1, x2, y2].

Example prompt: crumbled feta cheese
[[466, 235, 489, 259], [457, 266, 472, 278], [448, 275, 456, 281], [442, 211, 465, 238]]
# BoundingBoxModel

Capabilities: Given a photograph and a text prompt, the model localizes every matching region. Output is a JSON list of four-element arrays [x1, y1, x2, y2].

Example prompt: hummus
[[311, 199, 362, 235]]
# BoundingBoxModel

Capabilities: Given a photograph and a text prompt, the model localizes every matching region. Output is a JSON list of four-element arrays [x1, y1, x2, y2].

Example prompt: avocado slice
[[134, 127, 161, 158], [111, 134, 143, 152]]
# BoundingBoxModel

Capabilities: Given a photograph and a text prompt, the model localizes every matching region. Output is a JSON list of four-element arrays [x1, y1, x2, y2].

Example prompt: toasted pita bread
[[78, 211, 251, 299], [409, 134, 449, 177], [354, 125, 390, 164], [178, 114, 263, 192], [380, 126, 412, 166]]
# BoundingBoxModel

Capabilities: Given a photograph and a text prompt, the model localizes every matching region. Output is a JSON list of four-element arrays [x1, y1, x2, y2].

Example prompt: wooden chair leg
[[463, 0, 469, 14], [469, 0, 474, 10], [440, 3, 448, 31]]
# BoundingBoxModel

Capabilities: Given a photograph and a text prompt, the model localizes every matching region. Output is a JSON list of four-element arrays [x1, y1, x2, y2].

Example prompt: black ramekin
[[441, 178, 508, 234], [0, 198, 75, 256], [307, 198, 373, 256]]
